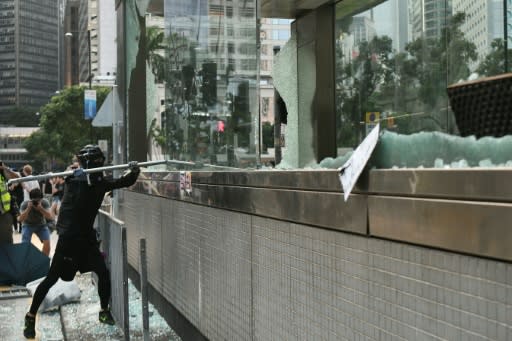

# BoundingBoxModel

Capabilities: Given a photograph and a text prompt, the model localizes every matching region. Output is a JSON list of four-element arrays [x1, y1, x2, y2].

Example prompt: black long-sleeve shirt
[[57, 169, 139, 242]]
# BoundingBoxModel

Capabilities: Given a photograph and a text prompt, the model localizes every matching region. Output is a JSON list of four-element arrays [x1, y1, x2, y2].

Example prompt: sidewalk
[[1, 231, 181, 340], [61, 272, 180, 340], [0, 231, 63, 341]]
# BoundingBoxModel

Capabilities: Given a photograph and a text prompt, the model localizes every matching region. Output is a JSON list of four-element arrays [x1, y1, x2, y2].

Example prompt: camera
[[31, 200, 40, 206]]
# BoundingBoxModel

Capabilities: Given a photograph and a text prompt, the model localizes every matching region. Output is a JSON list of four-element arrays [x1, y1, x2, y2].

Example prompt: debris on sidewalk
[[60, 272, 181, 340], [38, 308, 64, 341], [0, 295, 63, 341]]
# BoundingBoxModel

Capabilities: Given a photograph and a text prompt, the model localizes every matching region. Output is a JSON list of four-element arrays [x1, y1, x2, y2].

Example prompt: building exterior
[[350, 15, 376, 46], [66, 0, 117, 87], [96, 0, 117, 80], [259, 18, 292, 124], [453, 0, 504, 68], [0, 0, 60, 124], [77, 0, 97, 86], [0, 127, 38, 170], [410, 0, 452, 40], [64, 0, 80, 86], [78, 1, 512, 341]]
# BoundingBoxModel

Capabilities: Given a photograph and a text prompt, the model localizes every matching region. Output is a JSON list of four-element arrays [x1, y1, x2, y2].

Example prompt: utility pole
[[88, 29, 92, 89]]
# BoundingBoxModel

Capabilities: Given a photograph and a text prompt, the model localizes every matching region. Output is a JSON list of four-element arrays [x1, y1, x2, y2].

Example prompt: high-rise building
[[78, 0, 97, 86], [453, 0, 504, 65], [0, 0, 60, 124], [64, 0, 116, 87], [410, 0, 452, 40], [350, 15, 377, 46], [97, 0, 117, 79], [260, 18, 292, 124], [64, 0, 80, 86]]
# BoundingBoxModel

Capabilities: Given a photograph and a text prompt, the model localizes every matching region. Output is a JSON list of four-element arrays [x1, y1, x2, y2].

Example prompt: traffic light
[[182, 65, 195, 101], [232, 80, 249, 132], [217, 120, 225, 132], [201, 62, 217, 106], [387, 116, 395, 128]]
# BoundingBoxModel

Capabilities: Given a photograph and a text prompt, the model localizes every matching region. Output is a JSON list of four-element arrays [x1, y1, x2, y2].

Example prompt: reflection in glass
[[146, 0, 258, 168], [335, 0, 512, 151]]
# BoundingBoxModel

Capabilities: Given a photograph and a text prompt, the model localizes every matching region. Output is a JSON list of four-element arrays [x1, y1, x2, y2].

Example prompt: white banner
[[338, 124, 380, 201]]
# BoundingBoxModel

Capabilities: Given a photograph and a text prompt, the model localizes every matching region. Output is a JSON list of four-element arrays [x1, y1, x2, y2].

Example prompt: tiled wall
[[121, 191, 512, 340]]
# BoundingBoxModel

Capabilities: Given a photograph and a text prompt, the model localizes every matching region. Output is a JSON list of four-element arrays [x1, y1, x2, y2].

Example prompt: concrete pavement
[[0, 231, 62, 341], [0, 230, 180, 340]]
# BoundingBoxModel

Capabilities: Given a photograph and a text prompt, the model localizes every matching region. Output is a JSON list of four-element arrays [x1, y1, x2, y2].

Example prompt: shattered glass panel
[[145, 0, 259, 168], [334, 0, 512, 155]]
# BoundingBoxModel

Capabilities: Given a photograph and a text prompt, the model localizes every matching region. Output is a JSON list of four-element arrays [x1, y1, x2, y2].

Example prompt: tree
[[146, 26, 166, 82], [24, 86, 112, 170], [335, 35, 394, 147], [335, 11, 478, 142], [477, 38, 512, 76]]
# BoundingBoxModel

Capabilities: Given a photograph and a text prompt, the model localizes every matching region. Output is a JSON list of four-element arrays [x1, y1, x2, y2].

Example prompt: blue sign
[[84, 90, 97, 120]]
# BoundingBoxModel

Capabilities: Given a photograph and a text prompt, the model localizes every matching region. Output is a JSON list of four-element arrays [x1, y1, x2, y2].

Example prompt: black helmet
[[77, 144, 105, 169]]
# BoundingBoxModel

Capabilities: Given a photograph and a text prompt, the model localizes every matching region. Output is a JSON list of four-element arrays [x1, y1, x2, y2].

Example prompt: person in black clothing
[[23, 145, 140, 339]]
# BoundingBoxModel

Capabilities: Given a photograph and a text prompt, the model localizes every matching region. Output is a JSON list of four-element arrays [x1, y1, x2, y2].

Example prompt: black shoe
[[99, 309, 115, 325], [23, 313, 36, 339]]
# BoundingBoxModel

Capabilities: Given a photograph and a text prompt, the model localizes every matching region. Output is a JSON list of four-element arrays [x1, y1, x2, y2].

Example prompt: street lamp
[[65, 30, 95, 143], [65, 30, 92, 89]]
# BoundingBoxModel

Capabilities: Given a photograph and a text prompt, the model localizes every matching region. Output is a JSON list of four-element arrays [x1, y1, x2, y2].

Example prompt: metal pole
[[6, 160, 169, 185], [505, 0, 509, 73], [112, 85, 120, 216], [122, 227, 130, 341], [273, 46, 282, 166], [88, 29, 92, 89], [139, 239, 150, 341], [7, 158, 241, 186], [88, 29, 93, 143]]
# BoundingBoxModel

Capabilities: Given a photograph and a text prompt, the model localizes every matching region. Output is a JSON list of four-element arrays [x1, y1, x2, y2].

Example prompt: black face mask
[[80, 157, 104, 169]]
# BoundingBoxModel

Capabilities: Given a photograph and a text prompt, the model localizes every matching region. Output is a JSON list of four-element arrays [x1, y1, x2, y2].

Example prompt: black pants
[[29, 239, 111, 314], [0, 212, 13, 244]]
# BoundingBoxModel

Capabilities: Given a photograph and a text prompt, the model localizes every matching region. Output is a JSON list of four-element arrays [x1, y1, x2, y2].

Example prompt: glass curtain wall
[[146, 0, 259, 168], [335, 0, 512, 149]]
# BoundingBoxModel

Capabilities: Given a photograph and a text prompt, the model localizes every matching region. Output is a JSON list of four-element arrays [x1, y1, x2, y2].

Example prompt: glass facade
[[335, 0, 512, 149], [0, 0, 16, 110], [18, 0, 59, 106], [132, 0, 512, 169], [0, 0, 59, 113], [144, 0, 259, 167]]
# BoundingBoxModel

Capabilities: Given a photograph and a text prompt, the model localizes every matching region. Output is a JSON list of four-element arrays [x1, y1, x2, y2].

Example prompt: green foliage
[[404, 12, 477, 111], [335, 11, 481, 146], [146, 26, 166, 82], [24, 86, 112, 170], [477, 39, 512, 76]]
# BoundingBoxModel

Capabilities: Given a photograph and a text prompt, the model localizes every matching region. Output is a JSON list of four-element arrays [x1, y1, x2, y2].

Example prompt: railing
[[96, 210, 130, 341]]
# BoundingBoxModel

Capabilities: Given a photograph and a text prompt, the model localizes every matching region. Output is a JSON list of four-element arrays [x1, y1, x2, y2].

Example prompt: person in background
[[23, 145, 140, 339], [8, 186, 20, 233], [18, 188, 54, 256], [21, 165, 40, 202], [9, 168, 25, 233], [48, 176, 65, 228], [0, 161, 20, 244]]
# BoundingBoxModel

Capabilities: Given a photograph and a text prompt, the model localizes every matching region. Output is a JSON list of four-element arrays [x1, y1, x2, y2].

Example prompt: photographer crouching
[[18, 188, 54, 256]]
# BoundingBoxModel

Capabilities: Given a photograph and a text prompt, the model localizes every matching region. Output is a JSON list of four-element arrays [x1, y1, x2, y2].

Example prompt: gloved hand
[[128, 161, 140, 175], [73, 168, 85, 177]]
